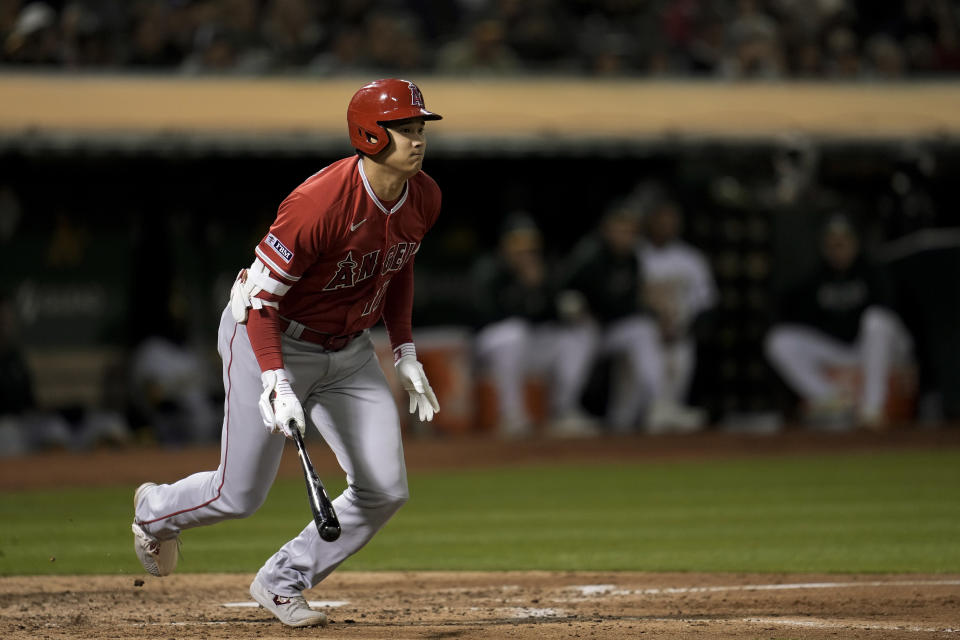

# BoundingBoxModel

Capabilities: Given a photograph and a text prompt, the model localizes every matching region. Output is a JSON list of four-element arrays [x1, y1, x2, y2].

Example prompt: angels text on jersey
[[323, 241, 420, 292]]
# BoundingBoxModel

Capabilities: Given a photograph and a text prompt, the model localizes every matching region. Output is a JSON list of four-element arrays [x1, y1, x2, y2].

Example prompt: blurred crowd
[[2, 0, 960, 78]]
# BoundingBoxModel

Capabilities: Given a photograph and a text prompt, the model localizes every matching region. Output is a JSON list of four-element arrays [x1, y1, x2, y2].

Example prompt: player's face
[[603, 214, 640, 255], [381, 118, 428, 177], [646, 204, 680, 245], [822, 228, 858, 271]]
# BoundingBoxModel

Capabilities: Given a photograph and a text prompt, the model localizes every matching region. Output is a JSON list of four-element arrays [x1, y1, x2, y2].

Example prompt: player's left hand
[[259, 369, 306, 438], [395, 355, 440, 422]]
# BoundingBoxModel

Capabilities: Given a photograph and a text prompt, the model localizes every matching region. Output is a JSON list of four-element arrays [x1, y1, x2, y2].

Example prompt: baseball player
[[130, 78, 442, 628], [471, 213, 599, 438], [636, 196, 716, 433], [557, 201, 653, 432], [765, 214, 912, 429]]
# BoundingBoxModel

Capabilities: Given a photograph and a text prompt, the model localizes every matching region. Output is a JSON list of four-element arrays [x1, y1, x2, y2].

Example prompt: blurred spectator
[[636, 191, 716, 433], [436, 17, 520, 74], [877, 140, 941, 241], [181, 0, 272, 74], [864, 33, 907, 78], [129, 330, 219, 445], [220, 0, 262, 44], [60, 2, 115, 68], [881, 227, 960, 423], [498, 0, 577, 71], [3, 2, 60, 65], [720, 0, 785, 78], [1, 0, 959, 78], [0, 0, 19, 35], [764, 215, 913, 430], [364, 9, 427, 72], [308, 26, 373, 75], [576, 15, 636, 76], [0, 290, 39, 455], [471, 213, 598, 439], [767, 133, 824, 208], [558, 199, 703, 433], [125, 2, 186, 69], [181, 26, 244, 73], [123, 212, 220, 445], [685, 6, 727, 75], [259, 0, 322, 70], [933, 0, 960, 72], [0, 291, 74, 455], [874, 139, 960, 422]]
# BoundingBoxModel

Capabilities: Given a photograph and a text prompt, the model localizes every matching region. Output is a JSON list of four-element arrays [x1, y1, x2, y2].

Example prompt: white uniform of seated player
[[764, 215, 913, 429], [472, 214, 598, 438], [635, 197, 717, 434]]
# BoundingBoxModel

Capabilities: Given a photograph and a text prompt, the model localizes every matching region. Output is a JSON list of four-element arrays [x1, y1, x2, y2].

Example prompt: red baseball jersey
[[247, 155, 441, 371]]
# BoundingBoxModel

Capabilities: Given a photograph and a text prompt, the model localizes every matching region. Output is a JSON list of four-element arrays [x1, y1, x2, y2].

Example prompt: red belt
[[279, 318, 363, 352]]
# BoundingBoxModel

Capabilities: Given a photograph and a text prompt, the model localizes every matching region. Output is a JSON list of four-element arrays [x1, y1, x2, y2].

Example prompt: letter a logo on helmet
[[347, 78, 442, 155], [409, 83, 425, 108]]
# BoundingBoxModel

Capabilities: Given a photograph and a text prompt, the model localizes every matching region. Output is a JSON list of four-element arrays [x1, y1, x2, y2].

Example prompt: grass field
[[1, 449, 958, 577]]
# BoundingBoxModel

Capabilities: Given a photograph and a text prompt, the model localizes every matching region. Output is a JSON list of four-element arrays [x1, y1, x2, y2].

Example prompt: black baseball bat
[[291, 428, 341, 542]]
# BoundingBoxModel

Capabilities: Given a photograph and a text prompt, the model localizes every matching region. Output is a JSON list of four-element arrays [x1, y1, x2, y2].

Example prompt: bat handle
[[291, 424, 305, 448]]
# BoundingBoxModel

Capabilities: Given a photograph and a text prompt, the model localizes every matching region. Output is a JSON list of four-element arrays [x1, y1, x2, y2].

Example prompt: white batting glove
[[395, 355, 440, 422], [259, 369, 305, 438]]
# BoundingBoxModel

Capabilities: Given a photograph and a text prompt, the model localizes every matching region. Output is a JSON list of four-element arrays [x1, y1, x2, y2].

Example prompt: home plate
[[223, 600, 349, 608]]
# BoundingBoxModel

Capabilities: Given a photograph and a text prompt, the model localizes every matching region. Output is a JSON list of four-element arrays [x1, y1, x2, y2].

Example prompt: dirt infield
[[2, 571, 959, 639], [2, 428, 959, 639]]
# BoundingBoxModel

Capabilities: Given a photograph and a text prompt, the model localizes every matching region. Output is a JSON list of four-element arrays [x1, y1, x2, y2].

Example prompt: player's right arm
[[231, 191, 322, 438]]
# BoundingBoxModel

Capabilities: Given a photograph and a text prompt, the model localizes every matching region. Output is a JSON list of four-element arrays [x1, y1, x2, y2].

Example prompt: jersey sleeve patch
[[266, 233, 294, 263], [255, 245, 299, 283]]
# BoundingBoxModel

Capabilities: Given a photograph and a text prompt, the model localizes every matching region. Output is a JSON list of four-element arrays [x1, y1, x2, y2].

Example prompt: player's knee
[[860, 306, 895, 339], [221, 486, 270, 520], [352, 485, 408, 515], [612, 316, 658, 350], [630, 315, 658, 336], [381, 484, 409, 513], [764, 327, 796, 364], [385, 491, 409, 515]]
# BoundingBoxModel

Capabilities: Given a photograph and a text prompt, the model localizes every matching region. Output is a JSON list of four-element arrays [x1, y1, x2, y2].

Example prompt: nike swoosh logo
[[350, 218, 367, 232]]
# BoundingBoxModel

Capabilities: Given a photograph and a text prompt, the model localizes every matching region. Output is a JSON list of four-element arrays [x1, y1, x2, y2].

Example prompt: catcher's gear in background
[[260, 368, 306, 437], [347, 78, 442, 155], [395, 354, 440, 422]]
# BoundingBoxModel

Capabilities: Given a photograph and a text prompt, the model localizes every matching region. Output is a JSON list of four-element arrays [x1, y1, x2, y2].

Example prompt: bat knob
[[319, 524, 341, 542]]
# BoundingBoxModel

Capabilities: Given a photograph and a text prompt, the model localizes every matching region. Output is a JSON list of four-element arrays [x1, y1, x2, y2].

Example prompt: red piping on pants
[[138, 323, 238, 525]]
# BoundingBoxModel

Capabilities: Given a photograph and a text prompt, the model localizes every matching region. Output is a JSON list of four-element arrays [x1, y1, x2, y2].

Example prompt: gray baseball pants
[[135, 306, 408, 596]]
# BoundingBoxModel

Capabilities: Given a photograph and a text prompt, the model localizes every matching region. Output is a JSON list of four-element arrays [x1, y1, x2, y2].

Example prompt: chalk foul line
[[569, 579, 960, 597]]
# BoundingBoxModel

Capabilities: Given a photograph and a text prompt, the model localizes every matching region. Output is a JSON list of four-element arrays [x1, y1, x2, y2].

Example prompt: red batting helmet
[[347, 78, 442, 155]]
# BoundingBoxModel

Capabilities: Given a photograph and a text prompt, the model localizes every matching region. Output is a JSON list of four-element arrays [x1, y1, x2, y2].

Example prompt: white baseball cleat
[[250, 576, 328, 628], [548, 410, 602, 438], [645, 401, 707, 435], [132, 482, 180, 577]]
